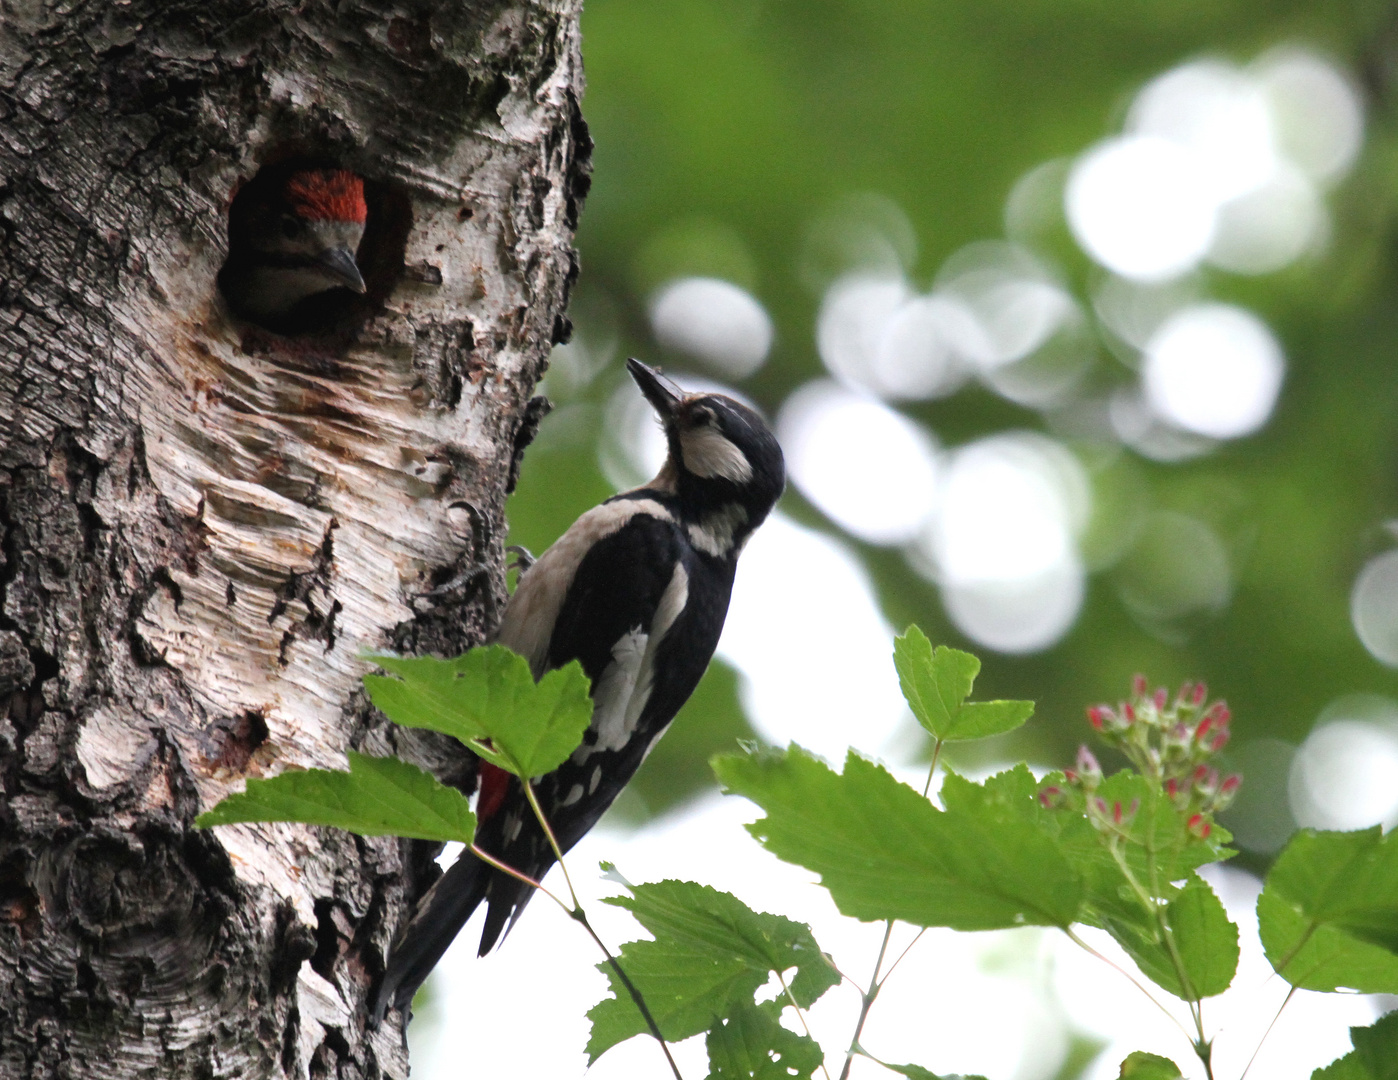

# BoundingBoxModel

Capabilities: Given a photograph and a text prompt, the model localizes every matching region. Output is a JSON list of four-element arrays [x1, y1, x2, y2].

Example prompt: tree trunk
[[0, 1, 589, 1075]]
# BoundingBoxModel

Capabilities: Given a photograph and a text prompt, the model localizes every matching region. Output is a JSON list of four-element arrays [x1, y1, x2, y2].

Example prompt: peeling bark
[[0, 1, 589, 1076]]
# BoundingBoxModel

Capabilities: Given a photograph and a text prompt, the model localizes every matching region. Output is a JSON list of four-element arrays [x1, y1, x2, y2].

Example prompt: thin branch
[[837, 740, 946, 1080], [838, 921, 895, 1080], [519, 775, 582, 909]]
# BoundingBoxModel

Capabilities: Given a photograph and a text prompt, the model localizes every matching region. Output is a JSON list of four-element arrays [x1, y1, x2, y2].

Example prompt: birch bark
[[0, 1, 589, 1075]]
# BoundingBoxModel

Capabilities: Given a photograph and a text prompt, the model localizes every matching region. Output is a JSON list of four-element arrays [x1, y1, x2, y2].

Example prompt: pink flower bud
[[1220, 774, 1241, 796], [1087, 706, 1105, 730], [1094, 797, 1109, 817], [1133, 673, 1148, 698], [1206, 702, 1230, 727], [1193, 764, 1211, 784], [1154, 688, 1168, 711], [1063, 769, 1079, 784], [1112, 801, 1124, 824], [1124, 703, 1136, 724], [1210, 730, 1230, 752], [1193, 682, 1207, 705], [1194, 767, 1219, 796], [1038, 785, 1065, 808], [1178, 681, 1194, 705], [1077, 745, 1102, 781], [1187, 814, 1212, 840], [1195, 716, 1214, 743]]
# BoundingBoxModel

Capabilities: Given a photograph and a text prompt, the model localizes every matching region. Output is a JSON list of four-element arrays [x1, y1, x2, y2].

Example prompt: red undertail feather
[[477, 761, 512, 821], [285, 169, 368, 223]]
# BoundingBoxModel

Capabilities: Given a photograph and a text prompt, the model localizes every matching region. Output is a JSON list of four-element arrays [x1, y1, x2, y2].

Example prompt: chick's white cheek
[[679, 426, 754, 483]]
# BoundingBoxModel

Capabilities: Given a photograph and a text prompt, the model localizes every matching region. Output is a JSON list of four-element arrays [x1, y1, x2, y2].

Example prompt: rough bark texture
[[0, 1, 589, 1076]]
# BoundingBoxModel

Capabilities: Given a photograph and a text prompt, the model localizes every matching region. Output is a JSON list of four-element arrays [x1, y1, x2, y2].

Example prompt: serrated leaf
[[893, 628, 1033, 741], [894, 627, 977, 737], [587, 880, 838, 1060], [1118, 1051, 1184, 1079], [1258, 828, 1398, 993], [704, 1001, 824, 1080], [606, 879, 839, 1007], [878, 1063, 987, 1080], [194, 751, 477, 843], [1310, 1011, 1398, 1080], [713, 746, 1083, 930], [364, 646, 592, 778], [1112, 876, 1239, 1001]]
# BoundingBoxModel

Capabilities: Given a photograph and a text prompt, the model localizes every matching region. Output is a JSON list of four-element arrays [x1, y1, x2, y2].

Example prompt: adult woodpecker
[[372, 358, 785, 1025], [218, 167, 368, 332]]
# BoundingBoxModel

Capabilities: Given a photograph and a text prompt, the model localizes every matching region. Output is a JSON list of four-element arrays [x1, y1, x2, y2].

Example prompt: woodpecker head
[[628, 358, 785, 543], [220, 167, 368, 328]]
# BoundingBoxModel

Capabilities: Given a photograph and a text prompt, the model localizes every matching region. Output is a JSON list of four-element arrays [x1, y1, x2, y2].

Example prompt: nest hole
[[218, 156, 412, 338]]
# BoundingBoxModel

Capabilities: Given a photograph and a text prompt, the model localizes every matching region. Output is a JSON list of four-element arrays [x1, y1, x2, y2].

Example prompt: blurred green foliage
[[505, 0, 1398, 850]]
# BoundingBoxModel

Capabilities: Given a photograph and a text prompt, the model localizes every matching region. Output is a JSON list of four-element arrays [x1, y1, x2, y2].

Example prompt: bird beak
[[318, 247, 367, 294], [627, 358, 681, 419]]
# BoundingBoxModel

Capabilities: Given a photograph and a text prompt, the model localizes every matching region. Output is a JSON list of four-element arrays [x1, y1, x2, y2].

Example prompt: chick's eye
[[280, 215, 303, 239]]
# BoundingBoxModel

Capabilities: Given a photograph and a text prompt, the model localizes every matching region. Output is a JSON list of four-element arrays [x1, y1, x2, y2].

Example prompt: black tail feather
[[371, 850, 490, 1027]]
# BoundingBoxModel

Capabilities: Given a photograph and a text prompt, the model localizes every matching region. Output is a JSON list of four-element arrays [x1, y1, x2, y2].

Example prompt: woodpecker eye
[[692, 406, 716, 426], [280, 215, 303, 239]]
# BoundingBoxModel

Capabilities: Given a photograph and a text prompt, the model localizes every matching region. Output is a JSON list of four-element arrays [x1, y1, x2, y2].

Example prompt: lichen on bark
[[0, 1, 590, 1075]]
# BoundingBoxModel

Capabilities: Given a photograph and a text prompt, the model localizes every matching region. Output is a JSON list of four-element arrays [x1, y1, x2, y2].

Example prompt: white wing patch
[[569, 562, 690, 766], [495, 498, 674, 677], [679, 426, 753, 483], [591, 627, 650, 755]]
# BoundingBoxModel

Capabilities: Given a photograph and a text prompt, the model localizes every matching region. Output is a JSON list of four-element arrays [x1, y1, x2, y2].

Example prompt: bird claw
[[506, 544, 536, 573]]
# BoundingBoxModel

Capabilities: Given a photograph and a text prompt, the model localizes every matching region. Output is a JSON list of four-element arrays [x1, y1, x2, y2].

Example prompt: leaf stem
[[1239, 985, 1296, 1080], [1063, 927, 1193, 1044], [776, 969, 833, 1080], [495, 778, 683, 1080], [838, 739, 946, 1080]]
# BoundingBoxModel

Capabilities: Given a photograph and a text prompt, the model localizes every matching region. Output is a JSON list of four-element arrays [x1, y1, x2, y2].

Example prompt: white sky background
[[405, 43, 1395, 1080]]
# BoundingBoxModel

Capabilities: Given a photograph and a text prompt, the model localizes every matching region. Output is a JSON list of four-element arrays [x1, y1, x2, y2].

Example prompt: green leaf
[[606, 879, 839, 1007], [587, 880, 838, 1061], [704, 1001, 824, 1080], [1311, 1012, 1398, 1080], [1112, 876, 1239, 1001], [1118, 1051, 1184, 1079], [194, 751, 477, 843], [892, 627, 1033, 741], [713, 746, 1083, 930], [364, 646, 592, 778], [1258, 828, 1398, 993], [878, 1063, 987, 1080]]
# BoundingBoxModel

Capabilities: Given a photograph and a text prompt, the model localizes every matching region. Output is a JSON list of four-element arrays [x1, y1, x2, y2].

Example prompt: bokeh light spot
[[1351, 549, 1398, 667], [778, 380, 939, 545], [649, 276, 773, 378], [1142, 303, 1284, 439], [1066, 135, 1217, 282], [915, 433, 1089, 653], [1290, 696, 1398, 831]]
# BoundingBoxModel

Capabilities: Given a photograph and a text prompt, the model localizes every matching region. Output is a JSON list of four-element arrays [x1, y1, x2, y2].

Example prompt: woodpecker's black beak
[[627, 358, 681, 419], [318, 246, 367, 294]]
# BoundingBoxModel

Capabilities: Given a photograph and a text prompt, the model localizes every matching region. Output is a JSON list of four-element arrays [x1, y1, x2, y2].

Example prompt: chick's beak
[[318, 246, 368, 294], [627, 358, 681, 420]]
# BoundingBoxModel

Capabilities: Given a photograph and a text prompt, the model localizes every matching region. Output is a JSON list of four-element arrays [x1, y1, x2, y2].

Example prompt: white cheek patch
[[679, 426, 753, 483]]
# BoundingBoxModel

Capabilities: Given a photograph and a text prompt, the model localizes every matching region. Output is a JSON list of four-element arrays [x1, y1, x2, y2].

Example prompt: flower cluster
[[1039, 675, 1241, 841]]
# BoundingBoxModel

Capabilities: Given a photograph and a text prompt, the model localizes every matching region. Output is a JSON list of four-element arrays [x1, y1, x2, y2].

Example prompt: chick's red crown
[[285, 169, 368, 224]]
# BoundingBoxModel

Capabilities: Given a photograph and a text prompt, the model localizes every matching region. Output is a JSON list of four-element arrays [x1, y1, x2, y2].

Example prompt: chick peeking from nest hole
[[219, 167, 369, 336]]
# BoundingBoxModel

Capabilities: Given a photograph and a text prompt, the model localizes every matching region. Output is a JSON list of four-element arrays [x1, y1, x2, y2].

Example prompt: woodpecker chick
[[372, 358, 785, 1025], [219, 168, 368, 332]]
